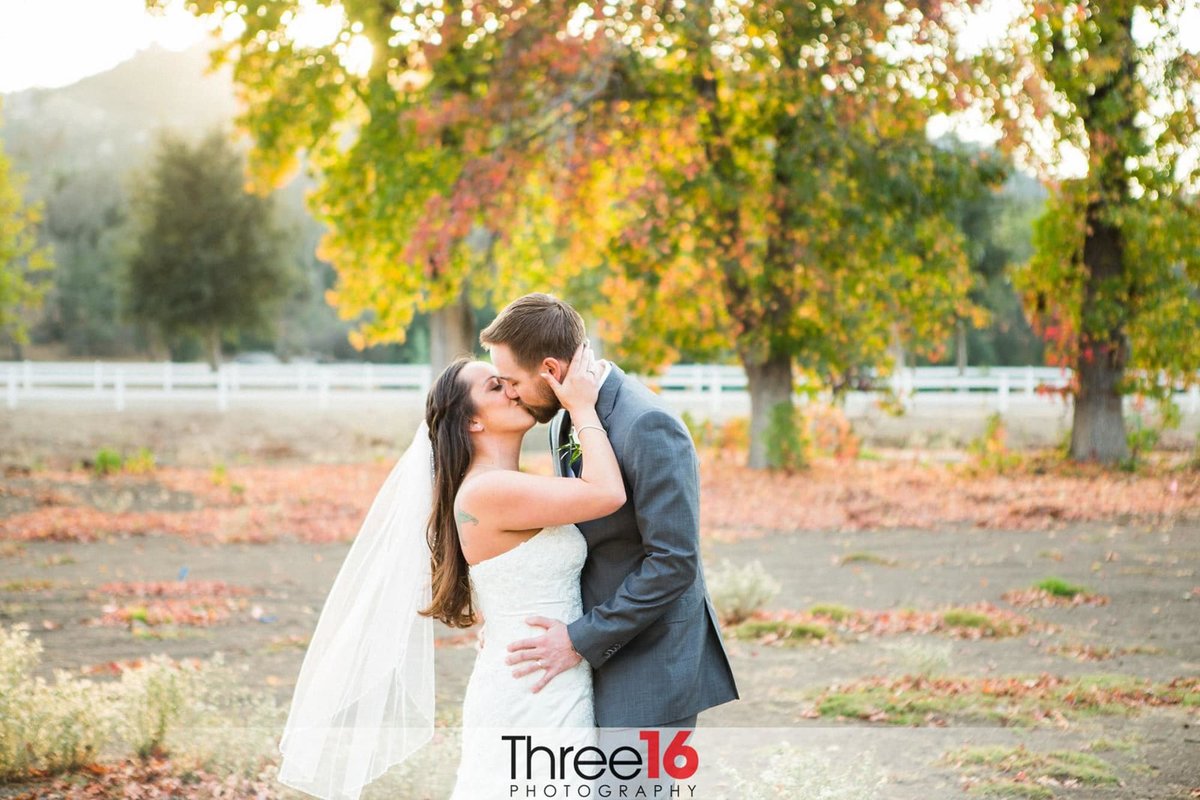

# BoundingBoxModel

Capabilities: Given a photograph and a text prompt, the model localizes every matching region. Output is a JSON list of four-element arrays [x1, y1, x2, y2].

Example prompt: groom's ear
[[540, 357, 566, 381]]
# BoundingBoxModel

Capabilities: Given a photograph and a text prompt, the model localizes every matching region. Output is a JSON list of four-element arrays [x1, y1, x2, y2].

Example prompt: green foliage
[[977, 2, 1200, 463], [1035, 577, 1089, 598], [93, 448, 123, 477], [124, 130, 295, 368], [765, 402, 808, 472], [808, 604, 853, 621], [732, 619, 829, 643], [0, 101, 54, 347], [967, 413, 1023, 474], [1123, 397, 1181, 469], [124, 448, 156, 475], [0, 623, 282, 782], [0, 625, 113, 780]]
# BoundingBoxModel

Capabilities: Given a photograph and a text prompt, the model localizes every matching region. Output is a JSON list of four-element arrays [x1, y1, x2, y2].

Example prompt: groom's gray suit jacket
[[554, 364, 739, 727]]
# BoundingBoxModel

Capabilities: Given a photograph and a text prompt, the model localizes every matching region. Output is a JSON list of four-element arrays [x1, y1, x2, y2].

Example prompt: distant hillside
[[1, 43, 238, 194]]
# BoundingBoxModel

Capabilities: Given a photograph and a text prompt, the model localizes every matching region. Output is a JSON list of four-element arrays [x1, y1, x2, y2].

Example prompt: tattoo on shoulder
[[456, 506, 479, 526]]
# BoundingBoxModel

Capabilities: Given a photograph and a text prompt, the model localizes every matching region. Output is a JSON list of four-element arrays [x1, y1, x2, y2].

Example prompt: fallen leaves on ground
[[2, 756, 277, 799], [731, 602, 1050, 645], [700, 454, 1200, 540], [1002, 587, 1111, 608], [1, 456, 1197, 544]]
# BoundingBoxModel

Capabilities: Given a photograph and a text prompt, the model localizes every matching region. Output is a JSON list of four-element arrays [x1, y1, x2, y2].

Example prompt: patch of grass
[[732, 619, 828, 644], [2, 579, 56, 592], [815, 686, 974, 725], [1035, 577, 1088, 597], [949, 744, 1118, 788], [1086, 735, 1139, 754], [808, 603, 854, 621], [941, 608, 1016, 636], [265, 634, 311, 653], [840, 552, 899, 566], [807, 673, 1198, 727], [966, 783, 1053, 799], [40, 554, 75, 567]]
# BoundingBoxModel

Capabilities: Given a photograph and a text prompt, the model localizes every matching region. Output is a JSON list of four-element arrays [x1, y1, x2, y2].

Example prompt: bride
[[277, 342, 620, 799]]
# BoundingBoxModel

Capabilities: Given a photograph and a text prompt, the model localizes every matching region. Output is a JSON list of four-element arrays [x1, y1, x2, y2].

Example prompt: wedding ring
[[537, 659, 545, 668]]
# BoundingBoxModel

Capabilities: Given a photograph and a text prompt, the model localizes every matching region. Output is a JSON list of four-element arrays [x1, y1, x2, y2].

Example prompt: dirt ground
[[1, 405, 1198, 798]]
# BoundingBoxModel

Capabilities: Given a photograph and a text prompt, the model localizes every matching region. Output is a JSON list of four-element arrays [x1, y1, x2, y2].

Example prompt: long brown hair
[[419, 357, 478, 628]]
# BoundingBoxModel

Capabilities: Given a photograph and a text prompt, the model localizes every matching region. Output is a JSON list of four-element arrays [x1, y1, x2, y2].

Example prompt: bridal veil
[[277, 422, 435, 799]]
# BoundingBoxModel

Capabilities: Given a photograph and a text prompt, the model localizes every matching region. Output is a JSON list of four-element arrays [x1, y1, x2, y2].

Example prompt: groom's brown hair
[[480, 293, 586, 369]]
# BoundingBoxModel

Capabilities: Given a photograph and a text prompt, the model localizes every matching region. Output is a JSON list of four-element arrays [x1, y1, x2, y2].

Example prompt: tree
[[36, 169, 140, 356], [152, 0, 621, 372], [125, 130, 294, 369], [543, 2, 1004, 467], [0, 102, 54, 353], [974, 1, 1200, 463]]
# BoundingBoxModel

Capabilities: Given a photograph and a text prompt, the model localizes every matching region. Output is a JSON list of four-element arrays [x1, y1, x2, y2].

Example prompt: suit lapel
[[555, 409, 574, 477]]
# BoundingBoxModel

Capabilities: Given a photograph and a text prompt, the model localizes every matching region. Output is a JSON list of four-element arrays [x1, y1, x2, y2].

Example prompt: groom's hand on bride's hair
[[505, 616, 582, 693]]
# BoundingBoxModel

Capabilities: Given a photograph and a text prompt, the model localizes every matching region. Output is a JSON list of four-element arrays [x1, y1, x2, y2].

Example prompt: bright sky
[[0, 0, 213, 93], [0, 0, 1195, 181]]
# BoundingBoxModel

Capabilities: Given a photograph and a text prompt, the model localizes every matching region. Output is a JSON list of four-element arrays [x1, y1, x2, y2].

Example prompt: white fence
[[3, 360, 1198, 415]]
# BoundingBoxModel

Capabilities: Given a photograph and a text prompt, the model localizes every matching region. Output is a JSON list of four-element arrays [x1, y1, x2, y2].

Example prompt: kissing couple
[[277, 293, 739, 799]]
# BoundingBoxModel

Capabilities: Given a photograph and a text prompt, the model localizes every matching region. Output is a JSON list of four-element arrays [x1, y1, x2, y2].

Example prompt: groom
[[480, 293, 738, 735]]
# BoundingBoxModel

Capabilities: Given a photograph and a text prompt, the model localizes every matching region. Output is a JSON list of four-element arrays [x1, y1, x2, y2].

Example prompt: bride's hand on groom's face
[[542, 342, 600, 414], [505, 616, 583, 693]]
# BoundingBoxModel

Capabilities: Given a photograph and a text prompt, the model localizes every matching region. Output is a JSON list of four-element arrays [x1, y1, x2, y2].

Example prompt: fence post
[[318, 367, 330, 410], [115, 369, 125, 412], [998, 372, 1010, 413], [164, 361, 173, 393], [1190, 385, 1199, 414], [364, 362, 374, 391], [708, 366, 722, 415], [6, 365, 16, 410], [1025, 366, 1034, 398], [22, 359, 32, 390], [94, 360, 103, 395], [217, 366, 228, 412]]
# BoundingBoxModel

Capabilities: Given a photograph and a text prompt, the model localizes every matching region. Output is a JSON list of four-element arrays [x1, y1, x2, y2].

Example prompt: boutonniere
[[558, 427, 582, 467]]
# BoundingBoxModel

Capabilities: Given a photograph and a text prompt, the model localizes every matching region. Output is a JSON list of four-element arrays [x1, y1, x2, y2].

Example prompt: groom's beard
[[520, 383, 561, 424]]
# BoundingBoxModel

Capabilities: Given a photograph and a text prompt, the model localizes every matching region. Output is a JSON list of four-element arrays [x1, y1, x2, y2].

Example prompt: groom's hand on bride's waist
[[506, 616, 583, 693]]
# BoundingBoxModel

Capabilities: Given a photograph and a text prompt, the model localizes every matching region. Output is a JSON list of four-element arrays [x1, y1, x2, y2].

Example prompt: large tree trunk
[[744, 350, 794, 469], [206, 328, 222, 372], [429, 289, 476, 376], [1070, 208, 1129, 463], [956, 318, 968, 374]]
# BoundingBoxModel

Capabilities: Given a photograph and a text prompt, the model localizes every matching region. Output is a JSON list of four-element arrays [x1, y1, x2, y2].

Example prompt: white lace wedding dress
[[450, 524, 596, 799]]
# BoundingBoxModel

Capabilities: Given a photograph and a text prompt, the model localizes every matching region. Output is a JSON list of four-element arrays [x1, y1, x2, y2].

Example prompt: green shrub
[[967, 413, 1021, 473], [124, 447, 156, 475], [93, 448, 123, 477], [0, 623, 282, 783], [708, 559, 782, 624], [766, 401, 807, 471], [0, 624, 117, 780]]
